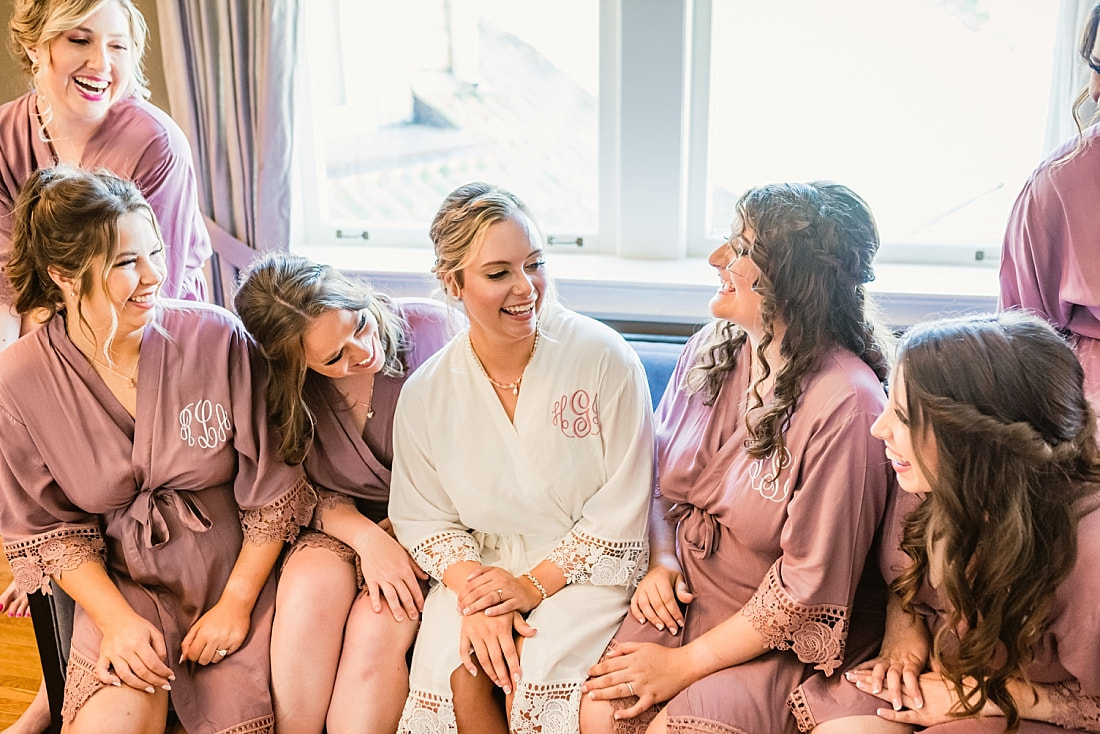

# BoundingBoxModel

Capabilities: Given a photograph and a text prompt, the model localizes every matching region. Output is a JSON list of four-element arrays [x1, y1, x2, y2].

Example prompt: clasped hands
[[95, 597, 250, 694], [845, 654, 1001, 727], [455, 564, 542, 695]]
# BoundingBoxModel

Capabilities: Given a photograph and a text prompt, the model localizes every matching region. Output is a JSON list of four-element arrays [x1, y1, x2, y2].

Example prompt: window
[[705, 0, 1059, 264], [297, 0, 599, 247], [297, 0, 1066, 267]]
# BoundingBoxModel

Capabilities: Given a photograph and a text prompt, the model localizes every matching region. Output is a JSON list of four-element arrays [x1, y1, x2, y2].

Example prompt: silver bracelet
[[524, 572, 549, 600]]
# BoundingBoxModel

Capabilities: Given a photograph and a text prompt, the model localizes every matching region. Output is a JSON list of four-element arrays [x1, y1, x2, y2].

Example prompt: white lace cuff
[[410, 530, 482, 581], [546, 527, 648, 586]]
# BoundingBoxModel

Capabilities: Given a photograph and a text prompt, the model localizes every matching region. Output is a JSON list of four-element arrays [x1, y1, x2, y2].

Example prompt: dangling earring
[[69, 291, 76, 297]]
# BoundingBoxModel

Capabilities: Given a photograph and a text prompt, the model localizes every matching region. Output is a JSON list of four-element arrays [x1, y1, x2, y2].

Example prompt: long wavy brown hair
[[684, 181, 890, 459], [234, 253, 407, 464], [891, 312, 1100, 731]]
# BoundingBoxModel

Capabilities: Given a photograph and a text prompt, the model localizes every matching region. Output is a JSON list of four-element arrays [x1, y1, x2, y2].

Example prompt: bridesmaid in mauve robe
[[294, 299, 455, 564], [598, 332, 890, 734], [0, 302, 315, 732]]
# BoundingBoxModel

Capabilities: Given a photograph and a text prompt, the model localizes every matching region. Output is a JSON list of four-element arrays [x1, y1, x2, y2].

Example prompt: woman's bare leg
[[325, 593, 418, 733], [451, 662, 507, 734], [270, 547, 357, 734], [61, 685, 167, 734]]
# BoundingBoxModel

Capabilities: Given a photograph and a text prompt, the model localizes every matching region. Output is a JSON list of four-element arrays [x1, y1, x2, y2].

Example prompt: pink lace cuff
[[311, 488, 356, 532], [741, 562, 848, 675], [3, 526, 106, 595], [410, 530, 482, 581], [1046, 680, 1100, 732], [547, 528, 648, 586], [240, 477, 316, 545]]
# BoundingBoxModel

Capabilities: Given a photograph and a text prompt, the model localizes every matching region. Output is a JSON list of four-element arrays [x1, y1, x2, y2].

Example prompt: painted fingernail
[[845, 672, 853, 681], [893, 701, 901, 711], [145, 686, 155, 693], [655, 623, 664, 631], [504, 685, 511, 694], [468, 667, 477, 677], [514, 673, 521, 683], [112, 681, 122, 687], [670, 626, 678, 635], [915, 698, 923, 709], [872, 685, 881, 694], [162, 684, 172, 691]]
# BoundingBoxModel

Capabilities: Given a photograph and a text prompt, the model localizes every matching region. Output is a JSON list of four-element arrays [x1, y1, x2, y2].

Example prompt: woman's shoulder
[[155, 300, 246, 342], [541, 305, 637, 363], [105, 97, 192, 157], [0, 92, 34, 125], [807, 347, 887, 411]]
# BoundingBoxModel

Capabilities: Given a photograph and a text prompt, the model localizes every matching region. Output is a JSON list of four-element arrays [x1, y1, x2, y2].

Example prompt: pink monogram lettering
[[553, 390, 601, 438]]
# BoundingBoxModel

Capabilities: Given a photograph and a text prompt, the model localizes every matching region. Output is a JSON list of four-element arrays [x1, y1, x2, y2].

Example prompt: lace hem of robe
[[410, 530, 481, 581], [286, 529, 365, 589], [62, 649, 103, 722], [311, 488, 356, 531], [218, 714, 275, 734], [4, 526, 106, 595], [546, 528, 648, 586], [740, 562, 848, 675], [667, 720, 750, 734], [786, 684, 816, 733], [511, 680, 583, 734], [1046, 679, 1100, 731], [240, 477, 316, 545], [399, 688, 458, 734]]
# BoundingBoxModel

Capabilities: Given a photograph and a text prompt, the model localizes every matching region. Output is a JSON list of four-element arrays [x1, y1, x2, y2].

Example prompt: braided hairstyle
[[234, 252, 407, 464], [684, 181, 890, 459], [892, 311, 1100, 731]]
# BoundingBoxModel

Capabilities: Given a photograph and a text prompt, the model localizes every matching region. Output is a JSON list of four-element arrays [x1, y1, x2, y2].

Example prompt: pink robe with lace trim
[[290, 299, 454, 584], [0, 302, 314, 734], [605, 328, 891, 734], [792, 490, 1100, 733]]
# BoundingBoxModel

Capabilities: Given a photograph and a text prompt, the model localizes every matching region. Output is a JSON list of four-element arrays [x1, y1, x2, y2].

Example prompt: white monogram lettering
[[748, 447, 792, 502], [179, 400, 232, 449]]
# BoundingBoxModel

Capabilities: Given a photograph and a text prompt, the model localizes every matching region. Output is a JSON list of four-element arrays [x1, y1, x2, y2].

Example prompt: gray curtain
[[154, 0, 298, 252], [1045, 0, 1097, 154]]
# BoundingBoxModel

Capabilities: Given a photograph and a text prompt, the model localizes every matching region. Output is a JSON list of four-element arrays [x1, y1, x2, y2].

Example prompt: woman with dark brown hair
[[579, 181, 894, 734], [798, 311, 1100, 733]]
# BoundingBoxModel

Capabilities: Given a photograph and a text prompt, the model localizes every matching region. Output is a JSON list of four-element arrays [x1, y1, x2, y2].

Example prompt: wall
[[0, 0, 169, 111]]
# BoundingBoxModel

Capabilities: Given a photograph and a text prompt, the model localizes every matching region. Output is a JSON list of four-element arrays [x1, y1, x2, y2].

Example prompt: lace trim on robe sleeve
[[311, 488, 356, 532], [240, 477, 317, 545], [410, 530, 482, 582], [1046, 680, 1100, 732], [3, 526, 106, 595], [740, 562, 849, 675], [546, 527, 649, 587]]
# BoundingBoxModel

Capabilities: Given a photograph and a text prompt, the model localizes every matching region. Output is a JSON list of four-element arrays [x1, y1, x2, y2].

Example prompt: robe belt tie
[[132, 488, 212, 548], [667, 502, 718, 559]]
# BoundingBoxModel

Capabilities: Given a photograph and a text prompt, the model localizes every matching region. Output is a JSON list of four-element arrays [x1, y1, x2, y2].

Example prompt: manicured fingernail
[[169, 674, 176, 681], [468, 667, 477, 677], [178, 655, 185, 664], [112, 681, 122, 687], [876, 708, 889, 718], [461, 607, 470, 615], [145, 686, 155, 693], [670, 626, 678, 635], [513, 673, 521, 683], [845, 672, 853, 681], [504, 685, 511, 694], [893, 701, 901, 711], [915, 699, 923, 709], [872, 685, 881, 694], [655, 623, 663, 630], [162, 684, 172, 691]]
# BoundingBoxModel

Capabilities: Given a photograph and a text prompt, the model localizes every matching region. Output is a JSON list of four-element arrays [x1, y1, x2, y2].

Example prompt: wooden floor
[[0, 551, 42, 730]]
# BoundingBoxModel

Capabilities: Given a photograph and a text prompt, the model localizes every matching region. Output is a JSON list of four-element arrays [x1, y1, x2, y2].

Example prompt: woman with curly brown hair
[[797, 311, 1100, 734], [579, 181, 894, 734]]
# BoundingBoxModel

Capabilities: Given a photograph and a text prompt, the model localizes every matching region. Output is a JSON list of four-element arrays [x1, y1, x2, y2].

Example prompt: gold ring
[[627, 681, 636, 697], [216, 648, 228, 657], [496, 589, 504, 603]]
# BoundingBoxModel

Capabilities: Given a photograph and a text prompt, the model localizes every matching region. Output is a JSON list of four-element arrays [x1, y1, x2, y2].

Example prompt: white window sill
[[297, 244, 1000, 331]]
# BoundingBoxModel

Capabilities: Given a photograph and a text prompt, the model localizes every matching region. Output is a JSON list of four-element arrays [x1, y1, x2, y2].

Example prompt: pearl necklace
[[468, 329, 540, 396]]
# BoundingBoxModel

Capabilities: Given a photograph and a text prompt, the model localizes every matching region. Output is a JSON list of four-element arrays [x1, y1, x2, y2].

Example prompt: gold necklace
[[468, 329, 540, 396], [89, 355, 139, 389], [338, 374, 376, 419]]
